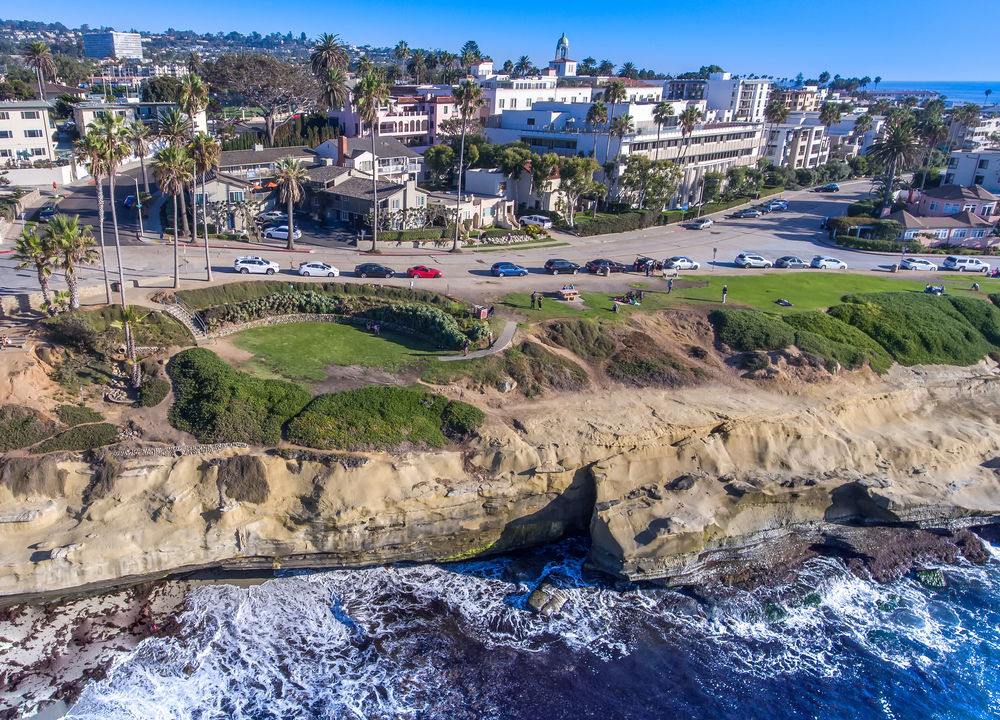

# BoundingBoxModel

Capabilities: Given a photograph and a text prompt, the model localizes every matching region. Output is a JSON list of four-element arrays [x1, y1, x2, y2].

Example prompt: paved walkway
[[441, 320, 517, 361]]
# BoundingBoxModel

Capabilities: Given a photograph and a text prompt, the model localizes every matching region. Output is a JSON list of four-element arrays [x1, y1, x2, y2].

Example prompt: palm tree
[[24, 41, 55, 100], [451, 80, 485, 251], [47, 214, 98, 311], [617, 62, 637, 80], [319, 67, 348, 113], [652, 101, 675, 161], [602, 80, 627, 163], [179, 75, 209, 244], [74, 134, 112, 304], [985, 89, 993, 107], [124, 121, 153, 196], [110, 306, 148, 389], [678, 106, 703, 204], [873, 76, 882, 91], [157, 108, 193, 239], [819, 102, 842, 133], [152, 145, 194, 288], [609, 114, 634, 199], [13, 229, 57, 312], [274, 157, 307, 251], [917, 117, 947, 192], [89, 113, 131, 309], [514, 56, 532, 78], [394, 41, 410, 77], [407, 50, 427, 84], [586, 101, 608, 160], [353, 70, 391, 252], [188, 132, 221, 279], [866, 116, 921, 206], [311, 33, 349, 75], [763, 99, 788, 160]]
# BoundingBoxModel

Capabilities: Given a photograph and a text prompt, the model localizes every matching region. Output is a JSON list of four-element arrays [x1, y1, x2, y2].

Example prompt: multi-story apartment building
[[704, 72, 771, 123], [764, 121, 829, 169], [327, 85, 457, 146], [216, 145, 316, 180], [83, 31, 143, 60], [664, 79, 706, 101], [774, 86, 820, 112], [947, 113, 1000, 151], [0, 100, 56, 164], [779, 111, 885, 160], [313, 136, 424, 183], [943, 150, 1000, 193], [73, 101, 208, 137]]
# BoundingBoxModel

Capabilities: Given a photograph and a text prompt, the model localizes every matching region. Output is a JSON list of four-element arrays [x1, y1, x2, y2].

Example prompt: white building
[[0, 101, 56, 164], [765, 121, 829, 169], [313, 136, 424, 183], [73, 101, 208, 137], [944, 150, 1000, 193], [947, 113, 1000, 151], [779, 111, 885, 160], [83, 31, 143, 60], [704, 72, 771, 123]]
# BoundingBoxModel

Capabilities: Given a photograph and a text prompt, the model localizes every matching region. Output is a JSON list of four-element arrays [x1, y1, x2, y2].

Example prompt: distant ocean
[[874, 81, 998, 106]]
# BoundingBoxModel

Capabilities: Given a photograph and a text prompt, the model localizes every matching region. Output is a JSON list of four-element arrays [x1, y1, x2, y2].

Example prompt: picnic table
[[557, 288, 580, 301]]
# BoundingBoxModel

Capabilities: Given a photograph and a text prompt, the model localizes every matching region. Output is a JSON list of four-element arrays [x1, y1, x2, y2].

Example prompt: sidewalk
[[440, 321, 516, 361]]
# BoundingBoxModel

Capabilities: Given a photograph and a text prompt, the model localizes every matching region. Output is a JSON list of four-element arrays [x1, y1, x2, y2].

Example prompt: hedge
[[574, 209, 660, 236], [177, 281, 456, 313], [56, 404, 104, 426], [35, 423, 119, 453], [379, 228, 447, 242], [167, 348, 311, 444], [783, 312, 893, 373], [709, 309, 795, 352], [137, 378, 171, 407]]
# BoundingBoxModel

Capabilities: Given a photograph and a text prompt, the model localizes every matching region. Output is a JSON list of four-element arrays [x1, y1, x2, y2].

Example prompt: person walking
[[645, 262, 651, 277], [530, 292, 537, 309], [667, 278, 673, 294], [722, 284, 728, 304], [463, 339, 470, 356], [488, 330, 495, 348]]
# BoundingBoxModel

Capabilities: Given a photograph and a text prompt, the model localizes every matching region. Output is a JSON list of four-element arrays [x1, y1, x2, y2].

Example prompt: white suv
[[234, 256, 280, 275], [735, 252, 772, 268], [519, 214, 553, 229], [942, 256, 990, 273]]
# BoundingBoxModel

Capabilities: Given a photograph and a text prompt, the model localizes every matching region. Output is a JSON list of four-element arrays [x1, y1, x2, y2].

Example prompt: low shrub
[[741, 351, 770, 371], [45, 307, 193, 351], [846, 198, 881, 218], [137, 378, 171, 407], [604, 330, 702, 388], [947, 296, 1000, 347], [167, 348, 311, 444], [503, 341, 589, 396], [56, 404, 103, 426], [0, 405, 58, 452], [545, 318, 617, 360], [574, 209, 659, 236], [709, 309, 795, 352], [35, 423, 118, 453], [441, 400, 486, 436], [783, 312, 893, 373], [177, 281, 455, 313], [379, 227, 447, 242]]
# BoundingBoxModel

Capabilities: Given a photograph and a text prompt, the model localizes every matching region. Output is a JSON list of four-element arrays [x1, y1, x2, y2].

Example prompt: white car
[[263, 225, 302, 240], [901, 257, 938, 271], [689, 218, 713, 229], [259, 210, 288, 222], [811, 255, 848, 270], [665, 256, 701, 270], [234, 256, 279, 275], [942, 256, 990, 273], [519, 214, 553, 229], [298, 261, 340, 277], [735, 252, 772, 268]]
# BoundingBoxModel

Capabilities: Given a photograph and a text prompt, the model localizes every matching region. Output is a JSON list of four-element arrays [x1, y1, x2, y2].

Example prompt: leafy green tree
[[47, 214, 98, 311], [451, 79, 484, 250], [53, 54, 95, 87], [529, 152, 558, 204], [701, 171, 724, 203], [818, 71, 831, 86], [354, 69, 390, 251], [152, 145, 194, 288], [142, 76, 182, 103], [13, 229, 58, 312], [557, 156, 601, 227], [424, 144, 455, 184], [274, 157, 307, 251]]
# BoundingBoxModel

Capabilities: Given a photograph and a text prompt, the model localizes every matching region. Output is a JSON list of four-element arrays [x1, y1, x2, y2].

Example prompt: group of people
[[613, 289, 645, 307], [530, 292, 545, 309]]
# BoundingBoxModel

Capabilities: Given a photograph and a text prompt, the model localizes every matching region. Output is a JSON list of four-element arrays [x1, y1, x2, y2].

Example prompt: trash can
[[890, 263, 899, 273], [110, 280, 120, 292]]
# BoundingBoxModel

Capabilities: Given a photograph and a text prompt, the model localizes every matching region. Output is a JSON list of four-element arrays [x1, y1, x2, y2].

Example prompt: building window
[[228, 191, 244, 202], [24, 129, 43, 138], [953, 229, 967, 239], [20, 111, 39, 120], [0, 149, 10, 157], [929, 202, 939, 211], [963, 204, 977, 212], [979, 159, 989, 169], [31, 147, 46, 156], [972, 229, 986, 238], [975, 175, 985, 185], [511, 99, 517, 108], [195, 193, 204, 204], [0, 130, 11, 139], [0, 111, 8, 120]]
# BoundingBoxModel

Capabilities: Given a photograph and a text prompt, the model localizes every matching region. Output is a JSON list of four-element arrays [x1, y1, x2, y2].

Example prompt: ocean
[[59, 537, 1000, 720], [873, 81, 999, 106]]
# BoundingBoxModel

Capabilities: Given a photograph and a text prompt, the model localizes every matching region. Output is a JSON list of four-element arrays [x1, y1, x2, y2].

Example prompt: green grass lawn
[[232, 322, 449, 381]]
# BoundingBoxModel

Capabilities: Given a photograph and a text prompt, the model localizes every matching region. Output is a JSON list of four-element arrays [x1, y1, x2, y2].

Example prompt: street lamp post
[[134, 175, 144, 240]]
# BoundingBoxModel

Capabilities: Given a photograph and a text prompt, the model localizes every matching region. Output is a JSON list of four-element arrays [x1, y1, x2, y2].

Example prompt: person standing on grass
[[530, 292, 537, 309], [668, 278, 673, 294], [722, 284, 728, 304], [537, 294, 543, 310]]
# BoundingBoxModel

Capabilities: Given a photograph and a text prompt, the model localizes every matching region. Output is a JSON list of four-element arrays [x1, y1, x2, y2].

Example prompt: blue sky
[[18, 0, 999, 80]]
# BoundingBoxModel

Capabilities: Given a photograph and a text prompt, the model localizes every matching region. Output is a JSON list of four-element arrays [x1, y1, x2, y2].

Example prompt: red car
[[407, 265, 442, 278]]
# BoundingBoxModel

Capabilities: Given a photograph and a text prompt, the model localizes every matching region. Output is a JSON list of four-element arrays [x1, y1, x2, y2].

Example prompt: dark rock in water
[[502, 553, 553, 586], [955, 529, 991, 565], [915, 568, 946, 588], [527, 574, 569, 617]]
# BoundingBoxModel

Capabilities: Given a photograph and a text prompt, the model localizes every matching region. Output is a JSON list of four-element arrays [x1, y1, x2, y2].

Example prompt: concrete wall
[[2, 164, 86, 187]]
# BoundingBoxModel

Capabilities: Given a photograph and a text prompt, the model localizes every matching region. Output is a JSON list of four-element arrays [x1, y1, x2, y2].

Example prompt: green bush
[[441, 400, 486, 436], [286, 385, 481, 451], [545, 319, 617, 360], [947, 296, 1000, 347], [35, 423, 118, 453], [741, 351, 770, 371], [137, 378, 171, 407], [829, 292, 995, 366], [574, 209, 659, 236], [46, 307, 194, 349], [505, 341, 590, 396], [847, 198, 881, 218], [379, 228, 447, 242], [167, 348, 311, 444], [56, 404, 103, 426], [0, 405, 58, 452], [709, 309, 795, 352], [179, 281, 456, 313], [783, 312, 893, 373]]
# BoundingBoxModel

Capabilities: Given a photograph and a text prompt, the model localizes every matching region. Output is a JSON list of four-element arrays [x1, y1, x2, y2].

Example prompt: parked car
[[900, 257, 938, 271], [491, 261, 528, 277], [355, 263, 396, 278], [407, 265, 442, 278], [942, 256, 990, 273], [259, 210, 288, 222], [765, 199, 789, 211], [519, 214, 553, 229], [813, 183, 840, 192], [735, 252, 772, 268], [811, 255, 848, 269], [263, 225, 302, 240], [751, 204, 773, 214], [123, 195, 137, 209], [665, 256, 701, 270], [731, 208, 763, 219], [775, 255, 808, 269], [585, 258, 629, 274], [298, 261, 339, 277], [38, 204, 58, 222], [544, 258, 581, 275], [688, 217, 714, 229], [234, 256, 279, 275], [633, 256, 660, 272]]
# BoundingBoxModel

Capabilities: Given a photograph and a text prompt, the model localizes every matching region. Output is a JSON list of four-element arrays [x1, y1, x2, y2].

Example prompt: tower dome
[[555, 33, 569, 61]]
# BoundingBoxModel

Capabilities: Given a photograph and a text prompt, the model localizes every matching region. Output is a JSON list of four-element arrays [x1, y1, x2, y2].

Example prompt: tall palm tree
[[89, 113, 131, 309], [602, 80, 627, 163], [188, 132, 221, 280], [74, 133, 112, 304], [873, 76, 882, 91], [179, 75, 209, 244], [274, 157, 307, 251], [407, 50, 427, 84], [514, 56, 532, 78], [819, 102, 842, 133], [763, 99, 789, 161], [609, 114, 635, 200], [867, 116, 921, 206], [917, 117, 947, 192], [586, 101, 608, 160], [157, 108, 193, 239], [124, 121, 153, 196], [652, 101, 675, 161], [47, 214, 98, 311], [24, 41, 55, 100], [353, 70, 391, 252], [311, 33, 349, 75], [110, 305, 148, 389], [152, 145, 194, 288], [13, 229, 57, 312], [319, 67, 348, 113], [985, 89, 993, 107], [678, 106, 703, 204], [451, 79, 485, 251], [394, 41, 410, 77]]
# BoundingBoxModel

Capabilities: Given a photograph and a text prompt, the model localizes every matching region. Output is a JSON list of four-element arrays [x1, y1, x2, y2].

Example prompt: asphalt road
[[1, 179, 990, 302]]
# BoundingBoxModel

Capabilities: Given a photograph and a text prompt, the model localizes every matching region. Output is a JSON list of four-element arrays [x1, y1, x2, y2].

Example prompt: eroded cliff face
[[2, 364, 1000, 600]]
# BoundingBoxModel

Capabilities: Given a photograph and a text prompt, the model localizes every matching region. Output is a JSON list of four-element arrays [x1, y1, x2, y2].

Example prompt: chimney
[[337, 136, 348, 167], [253, 143, 263, 152]]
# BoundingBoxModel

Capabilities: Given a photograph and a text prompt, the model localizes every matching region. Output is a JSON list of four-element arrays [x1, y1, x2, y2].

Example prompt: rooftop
[[304, 164, 351, 185], [342, 136, 422, 159], [0, 100, 54, 109], [888, 209, 994, 229], [923, 184, 997, 202], [321, 177, 406, 201]]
